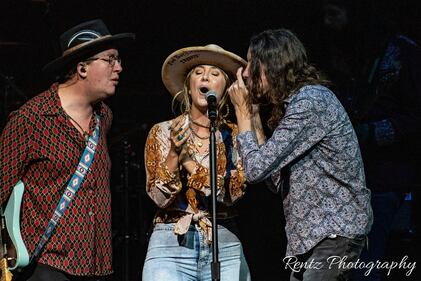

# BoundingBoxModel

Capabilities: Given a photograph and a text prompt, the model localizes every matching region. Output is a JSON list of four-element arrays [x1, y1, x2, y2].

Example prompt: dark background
[[1, 0, 420, 280]]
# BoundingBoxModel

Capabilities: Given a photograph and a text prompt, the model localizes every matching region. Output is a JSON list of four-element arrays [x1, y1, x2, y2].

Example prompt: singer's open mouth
[[199, 87, 209, 93]]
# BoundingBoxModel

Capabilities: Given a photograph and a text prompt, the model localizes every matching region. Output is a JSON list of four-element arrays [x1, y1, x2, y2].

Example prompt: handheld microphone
[[205, 91, 218, 121]]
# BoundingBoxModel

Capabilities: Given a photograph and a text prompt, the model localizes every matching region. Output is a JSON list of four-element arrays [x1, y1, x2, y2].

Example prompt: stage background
[[1, 1, 420, 280]]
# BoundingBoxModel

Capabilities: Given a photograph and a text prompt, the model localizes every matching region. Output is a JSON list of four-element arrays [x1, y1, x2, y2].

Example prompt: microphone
[[206, 91, 218, 121]]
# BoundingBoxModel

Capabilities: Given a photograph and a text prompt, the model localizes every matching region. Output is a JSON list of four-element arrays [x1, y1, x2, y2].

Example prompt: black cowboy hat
[[43, 19, 135, 75]]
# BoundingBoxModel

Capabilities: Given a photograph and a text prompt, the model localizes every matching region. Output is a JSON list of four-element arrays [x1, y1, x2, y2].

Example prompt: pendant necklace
[[67, 114, 91, 142], [189, 114, 210, 129], [189, 125, 209, 148]]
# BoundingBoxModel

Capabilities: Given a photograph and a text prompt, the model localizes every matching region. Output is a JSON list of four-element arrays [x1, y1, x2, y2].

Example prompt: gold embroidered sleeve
[[145, 123, 182, 208]]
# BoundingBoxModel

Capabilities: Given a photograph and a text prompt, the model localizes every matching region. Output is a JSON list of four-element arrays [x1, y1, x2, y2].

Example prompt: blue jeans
[[289, 235, 366, 281], [142, 223, 251, 281]]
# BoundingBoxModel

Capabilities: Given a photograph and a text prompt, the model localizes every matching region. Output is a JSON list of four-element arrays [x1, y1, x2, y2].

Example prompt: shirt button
[[88, 211, 93, 216], [89, 190, 93, 194]]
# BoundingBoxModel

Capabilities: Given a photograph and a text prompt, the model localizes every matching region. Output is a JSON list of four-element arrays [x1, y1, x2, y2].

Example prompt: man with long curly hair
[[228, 29, 373, 281]]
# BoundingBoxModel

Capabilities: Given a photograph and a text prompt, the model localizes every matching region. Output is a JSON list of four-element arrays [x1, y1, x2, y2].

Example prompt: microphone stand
[[209, 117, 220, 281]]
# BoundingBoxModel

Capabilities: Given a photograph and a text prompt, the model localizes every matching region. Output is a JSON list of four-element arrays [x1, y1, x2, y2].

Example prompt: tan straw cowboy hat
[[161, 44, 246, 96]]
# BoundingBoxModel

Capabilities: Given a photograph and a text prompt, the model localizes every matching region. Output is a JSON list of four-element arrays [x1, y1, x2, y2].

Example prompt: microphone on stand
[[206, 91, 218, 122], [205, 89, 221, 280]]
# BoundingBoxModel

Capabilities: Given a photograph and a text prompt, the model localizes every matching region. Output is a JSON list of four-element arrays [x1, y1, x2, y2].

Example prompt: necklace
[[67, 114, 90, 142], [189, 114, 210, 128], [189, 125, 209, 148]]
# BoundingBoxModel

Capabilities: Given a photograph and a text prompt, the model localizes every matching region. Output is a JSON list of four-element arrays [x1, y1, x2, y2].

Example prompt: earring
[[222, 104, 230, 119]]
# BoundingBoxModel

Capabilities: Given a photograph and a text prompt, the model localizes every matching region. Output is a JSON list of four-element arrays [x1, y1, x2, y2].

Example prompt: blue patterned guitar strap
[[31, 114, 101, 261]]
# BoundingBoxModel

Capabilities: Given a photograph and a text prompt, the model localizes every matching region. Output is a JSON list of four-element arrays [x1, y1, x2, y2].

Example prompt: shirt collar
[[40, 82, 104, 118], [40, 83, 62, 116]]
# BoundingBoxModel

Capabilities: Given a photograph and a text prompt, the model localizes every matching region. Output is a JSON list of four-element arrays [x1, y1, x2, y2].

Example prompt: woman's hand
[[169, 115, 190, 153], [166, 115, 191, 173], [168, 115, 197, 175]]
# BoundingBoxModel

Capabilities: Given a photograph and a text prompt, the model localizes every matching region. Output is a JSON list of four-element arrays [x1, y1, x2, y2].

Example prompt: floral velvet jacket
[[144, 113, 246, 241]]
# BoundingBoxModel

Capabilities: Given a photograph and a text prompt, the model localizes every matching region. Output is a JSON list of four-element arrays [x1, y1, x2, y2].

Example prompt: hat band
[[62, 35, 112, 57]]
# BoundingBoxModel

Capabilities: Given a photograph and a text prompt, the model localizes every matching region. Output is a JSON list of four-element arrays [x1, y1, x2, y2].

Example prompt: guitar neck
[[0, 213, 6, 258]]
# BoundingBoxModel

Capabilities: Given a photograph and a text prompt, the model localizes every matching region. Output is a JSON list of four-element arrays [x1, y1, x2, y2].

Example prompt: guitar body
[[0, 258, 12, 281], [3, 181, 30, 271]]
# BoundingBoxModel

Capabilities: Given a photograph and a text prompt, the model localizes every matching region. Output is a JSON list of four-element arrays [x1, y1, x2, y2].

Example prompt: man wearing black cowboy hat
[[0, 19, 134, 280]]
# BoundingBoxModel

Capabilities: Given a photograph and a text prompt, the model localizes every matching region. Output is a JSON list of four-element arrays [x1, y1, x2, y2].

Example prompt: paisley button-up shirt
[[237, 85, 373, 256]]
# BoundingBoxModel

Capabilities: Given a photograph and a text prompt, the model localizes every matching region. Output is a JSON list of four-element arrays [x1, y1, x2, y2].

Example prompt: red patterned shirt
[[0, 83, 113, 276]]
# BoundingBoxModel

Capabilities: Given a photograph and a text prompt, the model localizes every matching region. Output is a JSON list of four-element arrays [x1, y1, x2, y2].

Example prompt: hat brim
[[161, 46, 246, 97], [43, 33, 135, 75]]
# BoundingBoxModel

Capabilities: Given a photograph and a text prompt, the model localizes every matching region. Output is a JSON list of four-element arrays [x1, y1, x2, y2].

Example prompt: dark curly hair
[[248, 29, 329, 129]]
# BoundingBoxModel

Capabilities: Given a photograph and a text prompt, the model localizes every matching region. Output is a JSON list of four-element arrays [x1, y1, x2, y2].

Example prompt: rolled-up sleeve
[[144, 123, 183, 208]]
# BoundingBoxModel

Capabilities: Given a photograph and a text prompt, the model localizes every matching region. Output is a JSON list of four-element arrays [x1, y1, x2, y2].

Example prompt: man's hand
[[228, 67, 252, 120], [228, 67, 254, 133]]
